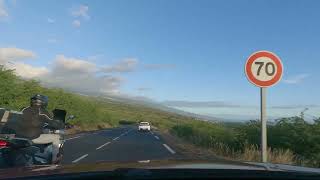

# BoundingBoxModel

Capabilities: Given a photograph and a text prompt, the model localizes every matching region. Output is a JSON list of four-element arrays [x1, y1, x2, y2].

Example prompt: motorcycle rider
[[18, 94, 65, 163]]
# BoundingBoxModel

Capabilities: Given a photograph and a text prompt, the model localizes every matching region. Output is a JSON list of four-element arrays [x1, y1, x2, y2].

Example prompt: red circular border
[[245, 51, 283, 87]]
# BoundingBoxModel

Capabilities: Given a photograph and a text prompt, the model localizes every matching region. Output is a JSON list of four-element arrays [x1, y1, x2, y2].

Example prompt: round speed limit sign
[[245, 51, 283, 87]]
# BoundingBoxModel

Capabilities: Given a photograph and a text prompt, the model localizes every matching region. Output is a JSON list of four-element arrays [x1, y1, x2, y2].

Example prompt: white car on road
[[138, 122, 151, 131]]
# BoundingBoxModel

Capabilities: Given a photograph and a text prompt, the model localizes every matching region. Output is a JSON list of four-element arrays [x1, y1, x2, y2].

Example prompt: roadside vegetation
[[1, 66, 320, 167], [0, 66, 116, 130], [170, 117, 320, 167]]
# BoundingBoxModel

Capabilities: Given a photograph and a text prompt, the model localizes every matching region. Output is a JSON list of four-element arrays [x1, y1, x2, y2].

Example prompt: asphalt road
[[62, 125, 179, 164]]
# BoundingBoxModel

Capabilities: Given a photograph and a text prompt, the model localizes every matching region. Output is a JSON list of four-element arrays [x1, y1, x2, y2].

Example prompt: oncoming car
[[138, 122, 151, 131]]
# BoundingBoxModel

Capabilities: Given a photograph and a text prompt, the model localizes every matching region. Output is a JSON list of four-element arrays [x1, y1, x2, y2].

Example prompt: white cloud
[[162, 101, 242, 108], [71, 5, 89, 20], [270, 105, 319, 109], [0, 0, 8, 18], [0, 47, 174, 96], [70, 4, 89, 28], [0, 47, 45, 79], [283, 74, 310, 84], [0, 47, 36, 63], [47, 18, 55, 23], [6, 62, 49, 79], [72, 19, 81, 27], [99, 59, 176, 73], [0, 47, 125, 95], [53, 55, 97, 74], [101, 58, 138, 73], [41, 55, 122, 95]]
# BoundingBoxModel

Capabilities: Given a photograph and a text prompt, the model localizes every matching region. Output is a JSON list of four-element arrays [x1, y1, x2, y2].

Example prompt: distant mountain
[[76, 93, 220, 122]]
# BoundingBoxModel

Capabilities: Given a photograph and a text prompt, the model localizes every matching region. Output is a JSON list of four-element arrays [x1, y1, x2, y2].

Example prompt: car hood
[[0, 159, 319, 179]]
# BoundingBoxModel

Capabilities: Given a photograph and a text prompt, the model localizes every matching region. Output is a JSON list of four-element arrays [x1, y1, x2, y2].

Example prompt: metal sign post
[[260, 87, 267, 162], [245, 51, 283, 163]]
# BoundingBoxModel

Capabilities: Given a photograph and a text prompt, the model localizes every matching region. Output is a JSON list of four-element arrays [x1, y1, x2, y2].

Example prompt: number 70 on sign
[[245, 51, 283, 88]]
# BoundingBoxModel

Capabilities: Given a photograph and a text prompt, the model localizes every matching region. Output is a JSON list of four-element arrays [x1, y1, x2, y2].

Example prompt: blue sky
[[0, 0, 319, 120]]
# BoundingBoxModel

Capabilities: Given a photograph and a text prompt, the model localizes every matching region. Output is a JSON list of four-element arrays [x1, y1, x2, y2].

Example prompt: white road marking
[[32, 165, 58, 172], [72, 154, 88, 163], [120, 132, 127, 136], [96, 142, 111, 150], [1, 110, 9, 122], [163, 144, 176, 154], [113, 137, 120, 141], [123, 130, 132, 135], [65, 136, 81, 141], [138, 160, 150, 163], [154, 136, 160, 140]]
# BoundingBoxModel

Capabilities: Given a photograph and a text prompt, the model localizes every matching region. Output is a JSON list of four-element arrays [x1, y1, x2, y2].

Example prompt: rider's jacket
[[1, 106, 64, 139]]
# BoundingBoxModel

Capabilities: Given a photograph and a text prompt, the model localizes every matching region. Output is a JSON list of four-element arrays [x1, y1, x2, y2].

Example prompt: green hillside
[[0, 65, 196, 130]]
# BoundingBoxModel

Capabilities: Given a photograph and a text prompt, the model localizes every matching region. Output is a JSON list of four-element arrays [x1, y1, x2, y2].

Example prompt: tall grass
[[207, 142, 295, 164], [171, 121, 319, 167], [240, 144, 295, 164]]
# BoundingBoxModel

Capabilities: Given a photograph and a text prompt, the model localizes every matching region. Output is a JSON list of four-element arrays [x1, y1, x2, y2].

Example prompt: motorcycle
[[0, 108, 74, 168]]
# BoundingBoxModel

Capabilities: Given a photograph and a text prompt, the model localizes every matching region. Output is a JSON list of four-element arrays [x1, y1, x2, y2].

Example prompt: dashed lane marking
[[138, 160, 150, 163], [163, 144, 176, 154], [96, 142, 111, 150], [65, 136, 81, 141], [72, 154, 88, 163]]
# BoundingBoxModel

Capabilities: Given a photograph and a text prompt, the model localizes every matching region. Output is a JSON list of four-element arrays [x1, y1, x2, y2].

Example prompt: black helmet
[[30, 94, 48, 108]]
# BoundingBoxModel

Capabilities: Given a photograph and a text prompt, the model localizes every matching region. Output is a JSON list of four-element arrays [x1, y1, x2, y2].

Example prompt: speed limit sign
[[245, 50, 283, 164], [245, 51, 283, 87]]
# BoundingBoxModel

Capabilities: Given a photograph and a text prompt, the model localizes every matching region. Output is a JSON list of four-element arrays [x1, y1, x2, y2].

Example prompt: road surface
[[62, 125, 179, 164]]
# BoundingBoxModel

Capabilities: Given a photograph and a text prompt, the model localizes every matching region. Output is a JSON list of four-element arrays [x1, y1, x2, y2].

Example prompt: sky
[[0, 0, 320, 120]]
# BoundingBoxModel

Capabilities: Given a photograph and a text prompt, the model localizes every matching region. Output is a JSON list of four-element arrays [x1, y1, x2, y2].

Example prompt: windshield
[[0, 0, 320, 178]]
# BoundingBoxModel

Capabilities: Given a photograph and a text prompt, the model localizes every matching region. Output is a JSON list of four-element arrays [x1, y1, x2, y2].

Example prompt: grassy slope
[[0, 66, 196, 130]]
